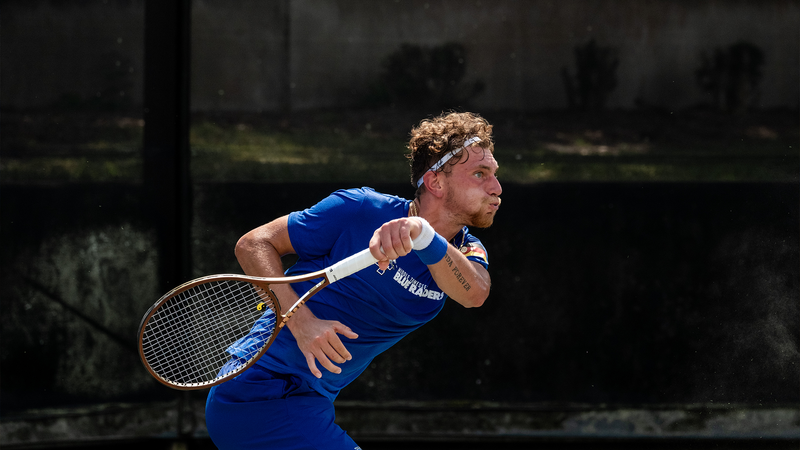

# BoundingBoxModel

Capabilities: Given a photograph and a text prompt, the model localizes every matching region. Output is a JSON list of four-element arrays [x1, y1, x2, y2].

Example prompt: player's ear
[[424, 171, 445, 199]]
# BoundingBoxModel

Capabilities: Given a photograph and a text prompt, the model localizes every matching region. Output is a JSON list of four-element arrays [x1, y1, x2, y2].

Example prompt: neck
[[413, 195, 461, 241]]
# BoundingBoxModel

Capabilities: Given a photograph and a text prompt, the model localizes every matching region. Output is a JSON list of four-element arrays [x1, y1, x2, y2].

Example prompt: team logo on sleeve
[[460, 242, 488, 264]]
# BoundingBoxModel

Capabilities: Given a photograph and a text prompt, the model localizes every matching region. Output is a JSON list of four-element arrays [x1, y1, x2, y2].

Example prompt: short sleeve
[[287, 189, 366, 260]]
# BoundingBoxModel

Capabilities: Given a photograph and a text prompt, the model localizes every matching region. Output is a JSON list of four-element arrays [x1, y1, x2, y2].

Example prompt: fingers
[[335, 323, 359, 340], [300, 322, 358, 378], [368, 234, 386, 263], [370, 218, 417, 263], [309, 349, 339, 378], [305, 353, 322, 379]]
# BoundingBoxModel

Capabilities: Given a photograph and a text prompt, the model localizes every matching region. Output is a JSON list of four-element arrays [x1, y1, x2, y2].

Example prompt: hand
[[287, 306, 358, 378], [369, 217, 423, 271]]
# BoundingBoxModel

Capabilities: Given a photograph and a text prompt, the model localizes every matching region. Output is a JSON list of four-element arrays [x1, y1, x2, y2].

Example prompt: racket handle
[[326, 225, 425, 283], [326, 248, 378, 282], [325, 234, 420, 282]]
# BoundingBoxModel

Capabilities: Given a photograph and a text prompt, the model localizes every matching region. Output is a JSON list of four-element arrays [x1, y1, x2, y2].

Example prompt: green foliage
[[370, 43, 485, 109], [2, 110, 796, 184], [695, 42, 765, 114]]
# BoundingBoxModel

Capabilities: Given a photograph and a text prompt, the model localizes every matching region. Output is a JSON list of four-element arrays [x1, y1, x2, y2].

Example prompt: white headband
[[416, 136, 482, 188]]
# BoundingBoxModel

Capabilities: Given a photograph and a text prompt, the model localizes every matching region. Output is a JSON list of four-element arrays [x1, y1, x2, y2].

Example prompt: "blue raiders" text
[[392, 267, 445, 301]]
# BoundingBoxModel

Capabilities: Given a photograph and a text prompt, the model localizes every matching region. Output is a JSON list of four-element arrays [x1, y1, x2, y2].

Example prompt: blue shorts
[[205, 365, 360, 450]]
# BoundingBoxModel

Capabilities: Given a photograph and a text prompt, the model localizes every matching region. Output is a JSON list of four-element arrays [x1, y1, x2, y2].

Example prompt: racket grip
[[325, 235, 419, 282], [325, 248, 378, 282]]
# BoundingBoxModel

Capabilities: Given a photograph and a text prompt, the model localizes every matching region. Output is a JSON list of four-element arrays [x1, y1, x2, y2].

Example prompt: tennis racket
[[138, 247, 382, 390]]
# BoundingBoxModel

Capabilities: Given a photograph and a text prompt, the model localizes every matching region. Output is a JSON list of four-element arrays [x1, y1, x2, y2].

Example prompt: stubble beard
[[444, 188, 497, 229]]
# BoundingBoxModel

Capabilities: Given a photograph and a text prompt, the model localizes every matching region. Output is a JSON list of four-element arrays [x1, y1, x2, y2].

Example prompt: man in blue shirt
[[206, 111, 502, 450]]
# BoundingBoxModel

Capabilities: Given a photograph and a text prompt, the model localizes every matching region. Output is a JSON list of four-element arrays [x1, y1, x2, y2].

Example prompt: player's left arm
[[369, 217, 490, 308], [427, 246, 490, 308]]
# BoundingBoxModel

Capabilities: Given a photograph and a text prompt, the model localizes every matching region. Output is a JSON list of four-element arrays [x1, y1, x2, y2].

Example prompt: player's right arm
[[235, 215, 358, 378]]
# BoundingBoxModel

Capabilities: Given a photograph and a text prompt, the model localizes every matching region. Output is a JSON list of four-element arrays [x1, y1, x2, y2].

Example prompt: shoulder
[[453, 226, 489, 269], [289, 187, 408, 227], [326, 187, 409, 212], [353, 187, 406, 204], [322, 186, 402, 203], [295, 187, 374, 215]]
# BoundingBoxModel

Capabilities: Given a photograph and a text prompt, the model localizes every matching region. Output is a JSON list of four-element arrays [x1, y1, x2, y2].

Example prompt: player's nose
[[488, 174, 502, 196]]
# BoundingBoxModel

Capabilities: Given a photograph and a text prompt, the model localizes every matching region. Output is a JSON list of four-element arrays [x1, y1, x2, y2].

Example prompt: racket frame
[[138, 247, 379, 390]]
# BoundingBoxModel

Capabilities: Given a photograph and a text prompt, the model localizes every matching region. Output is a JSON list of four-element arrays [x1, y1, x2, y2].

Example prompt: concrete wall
[[2, 0, 798, 112], [191, 0, 287, 112], [1, 1, 145, 110], [277, 0, 800, 110]]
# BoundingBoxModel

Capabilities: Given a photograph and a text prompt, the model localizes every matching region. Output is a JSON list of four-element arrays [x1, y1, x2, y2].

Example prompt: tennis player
[[205, 111, 501, 449]]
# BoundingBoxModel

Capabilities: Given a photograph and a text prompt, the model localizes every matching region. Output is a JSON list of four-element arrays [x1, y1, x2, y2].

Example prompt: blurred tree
[[561, 39, 619, 112], [371, 42, 484, 109], [696, 41, 764, 114]]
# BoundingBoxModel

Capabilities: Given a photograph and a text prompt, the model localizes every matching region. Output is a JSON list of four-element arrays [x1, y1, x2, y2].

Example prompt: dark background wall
[[2, 0, 799, 111], [3, 182, 797, 408], [1, 0, 799, 447], [195, 182, 800, 406]]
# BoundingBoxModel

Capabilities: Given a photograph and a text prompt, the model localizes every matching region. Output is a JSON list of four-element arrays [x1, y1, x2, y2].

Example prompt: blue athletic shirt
[[240, 187, 488, 401]]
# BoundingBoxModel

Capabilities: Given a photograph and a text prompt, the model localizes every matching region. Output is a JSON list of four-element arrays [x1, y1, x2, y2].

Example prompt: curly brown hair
[[407, 111, 494, 195]]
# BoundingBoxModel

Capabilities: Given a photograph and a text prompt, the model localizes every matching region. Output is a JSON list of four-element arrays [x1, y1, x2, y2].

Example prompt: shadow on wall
[[561, 39, 619, 113], [365, 42, 486, 111], [696, 41, 765, 114]]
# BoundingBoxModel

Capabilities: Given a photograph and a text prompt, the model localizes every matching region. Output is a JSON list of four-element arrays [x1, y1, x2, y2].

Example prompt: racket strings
[[140, 279, 277, 388]]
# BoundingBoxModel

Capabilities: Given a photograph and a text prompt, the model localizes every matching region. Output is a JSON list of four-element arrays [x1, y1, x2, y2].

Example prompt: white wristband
[[412, 217, 435, 250], [412, 217, 448, 265]]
